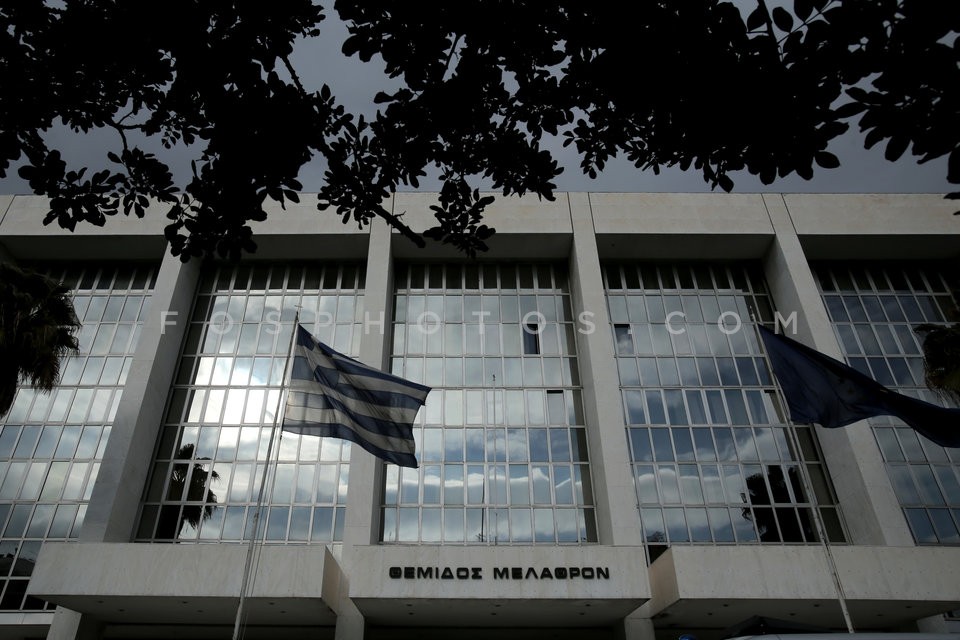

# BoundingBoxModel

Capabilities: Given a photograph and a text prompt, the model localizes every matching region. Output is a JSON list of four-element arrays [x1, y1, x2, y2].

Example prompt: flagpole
[[232, 310, 301, 640], [477, 377, 487, 544], [492, 374, 500, 546], [751, 317, 855, 633]]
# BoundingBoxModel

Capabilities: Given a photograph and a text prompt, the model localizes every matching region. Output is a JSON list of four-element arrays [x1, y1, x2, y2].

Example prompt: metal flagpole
[[751, 317, 855, 633], [232, 310, 300, 640], [492, 374, 499, 545], [476, 378, 487, 543]]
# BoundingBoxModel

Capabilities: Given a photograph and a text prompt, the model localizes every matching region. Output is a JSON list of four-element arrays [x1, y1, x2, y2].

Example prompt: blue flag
[[283, 325, 430, 467], [759, 326, 960, 448]]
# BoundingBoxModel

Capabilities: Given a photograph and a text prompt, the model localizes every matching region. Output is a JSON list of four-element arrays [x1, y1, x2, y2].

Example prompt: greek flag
[[283, 325, 430, 467]]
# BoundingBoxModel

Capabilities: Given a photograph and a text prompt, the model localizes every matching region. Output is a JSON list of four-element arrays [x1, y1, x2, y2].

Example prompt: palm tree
[[0, 263, 80, 417], [916, 323, 960, 405], [154, 444, 221, 540]]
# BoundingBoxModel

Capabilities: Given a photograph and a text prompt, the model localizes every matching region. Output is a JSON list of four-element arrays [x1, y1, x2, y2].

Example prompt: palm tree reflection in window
[[155, 444, 220, 540], [743, 466, 814, 543]]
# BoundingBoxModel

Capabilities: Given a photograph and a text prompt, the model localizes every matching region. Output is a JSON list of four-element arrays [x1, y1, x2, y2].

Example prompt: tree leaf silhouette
[[0, 1, 956, 258]]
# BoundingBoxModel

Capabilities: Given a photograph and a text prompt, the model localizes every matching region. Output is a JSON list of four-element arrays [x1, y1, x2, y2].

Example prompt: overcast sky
[[1, 4, 952, 197]]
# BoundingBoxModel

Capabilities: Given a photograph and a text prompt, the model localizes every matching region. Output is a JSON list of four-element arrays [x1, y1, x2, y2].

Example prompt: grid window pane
[[383, 264, 597, 544], [0, 264, 155, 611], [607, 263, 846, 550], [136, 264, 364, 543], [815, 263, 959, 545]]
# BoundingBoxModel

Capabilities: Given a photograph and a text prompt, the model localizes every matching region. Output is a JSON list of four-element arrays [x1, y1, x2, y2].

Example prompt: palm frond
[[0, 263, 80, 415]]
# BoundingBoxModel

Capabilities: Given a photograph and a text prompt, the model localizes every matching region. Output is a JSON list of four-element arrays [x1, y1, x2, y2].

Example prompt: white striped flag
[[282, 325, 430, 467]]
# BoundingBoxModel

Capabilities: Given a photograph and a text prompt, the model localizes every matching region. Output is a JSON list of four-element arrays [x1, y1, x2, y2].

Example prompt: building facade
[[0, 191, 958, 639]]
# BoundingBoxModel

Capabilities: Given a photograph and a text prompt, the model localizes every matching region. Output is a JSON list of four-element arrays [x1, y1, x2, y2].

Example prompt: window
[[383, 263, 596, 544], [606, 262, 846, 554], [815, 263, 960, 545], [0, 264, 155, 611], [523, 323, 541, 355], [136, 264, 363, 543]]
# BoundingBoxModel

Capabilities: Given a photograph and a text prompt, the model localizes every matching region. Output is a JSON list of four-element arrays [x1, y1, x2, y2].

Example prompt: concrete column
[[761, 193, 913, 545], [46, 249, 198, 640], [567, 193, 644, 546], [341, 217, 393, 550], [617, 614, 657, 640], [45, 609, 103, 640], [0, 195, 14, 229], [337, 215, 394, 639], [333, 598, 366, 640], [81, 250, 201, 542], [915, 613, 950, 633]]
